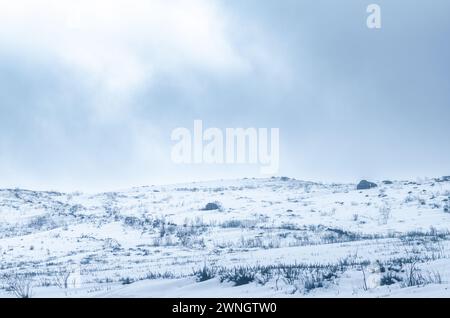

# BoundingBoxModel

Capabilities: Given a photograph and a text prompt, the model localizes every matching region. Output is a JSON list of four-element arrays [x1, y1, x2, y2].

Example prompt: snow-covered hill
[[1, 177, 450, 297]]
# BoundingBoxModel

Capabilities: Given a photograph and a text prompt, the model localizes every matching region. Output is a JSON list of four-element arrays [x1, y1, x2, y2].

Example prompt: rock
[[357, 180, 378, 190], [382, 180, 393, 185], [203, 202, 221, 211], [435, 176, 450, 183]]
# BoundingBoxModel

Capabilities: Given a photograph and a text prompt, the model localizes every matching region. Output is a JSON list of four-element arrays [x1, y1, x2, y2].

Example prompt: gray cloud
[[0, 0, 449, 191]]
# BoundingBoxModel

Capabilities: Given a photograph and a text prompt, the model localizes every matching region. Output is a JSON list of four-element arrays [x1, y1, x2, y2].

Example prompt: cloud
[[0, 0, 250, 118], [1, 0, 449, 191], [0, 0, 283, 191]]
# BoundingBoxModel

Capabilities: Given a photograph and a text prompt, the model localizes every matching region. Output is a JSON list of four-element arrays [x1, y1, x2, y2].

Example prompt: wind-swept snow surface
[[1, 177, 450, 297]]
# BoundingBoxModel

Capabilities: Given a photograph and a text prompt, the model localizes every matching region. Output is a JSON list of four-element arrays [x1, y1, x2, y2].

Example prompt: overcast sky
[[0, 0, 449, 192]]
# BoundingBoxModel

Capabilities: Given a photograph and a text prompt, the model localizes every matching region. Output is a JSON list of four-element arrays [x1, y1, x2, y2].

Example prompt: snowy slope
[[1, 177, 450, 297]]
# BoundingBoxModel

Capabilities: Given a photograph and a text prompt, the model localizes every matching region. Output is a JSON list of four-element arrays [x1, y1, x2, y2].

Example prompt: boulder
[[357, 180, 378, 190], [202, 202, 221, 211], [435, 176, 450, 183]]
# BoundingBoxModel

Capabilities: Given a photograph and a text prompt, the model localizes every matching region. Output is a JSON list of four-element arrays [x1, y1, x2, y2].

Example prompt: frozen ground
[[1, 176, 450, 298]]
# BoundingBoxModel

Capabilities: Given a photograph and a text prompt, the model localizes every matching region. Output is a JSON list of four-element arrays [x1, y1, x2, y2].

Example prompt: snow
[[1, 177, 450, 297]]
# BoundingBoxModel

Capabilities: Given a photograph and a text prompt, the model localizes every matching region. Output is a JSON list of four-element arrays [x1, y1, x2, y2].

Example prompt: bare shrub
[[53, 268, 71, 289], [378, 204, 391, 225], [401, 262, 442, 287], [424, 270, 443, 285], [2, 273, 34, 298], [361, 266, 368, 291]]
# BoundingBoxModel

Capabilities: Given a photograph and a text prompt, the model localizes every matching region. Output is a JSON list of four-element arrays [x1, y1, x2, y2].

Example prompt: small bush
[[380, 271, 402, 286], [280, 267, 335, 293], [443, 199, 450, 213], [303, 272, 325, 292], [220, 267, 255, 286], [280, 266, 303, 285], [193, 265, 217, 282], [255, 267, 272, 285], [145, 272, 175, 280], [123, 216, 142, 228], [220, 219, 245, 228]]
